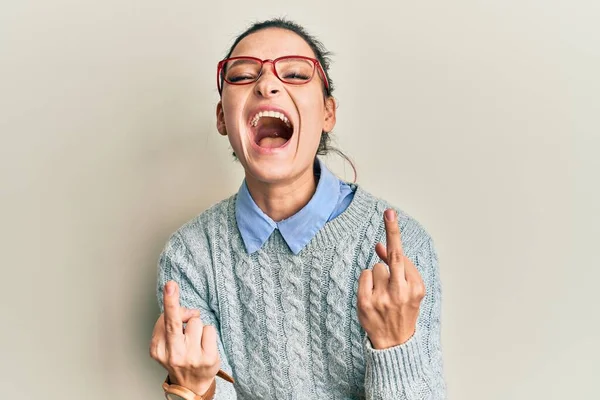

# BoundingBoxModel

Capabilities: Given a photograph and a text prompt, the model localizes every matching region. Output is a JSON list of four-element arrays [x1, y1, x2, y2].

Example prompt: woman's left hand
[[357, 209, 426, 350]]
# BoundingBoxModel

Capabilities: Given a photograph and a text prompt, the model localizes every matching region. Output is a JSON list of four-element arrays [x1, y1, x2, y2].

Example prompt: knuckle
[[410, 297, 423, 308], [388, 252, 403, 265], [189, 356, 202, 369], [357, 296, 370, 311], [357, 304, 370, 320], [149, 345, 157, 360], [149, 340, 159, 358], [165, 322, 177, 335], [414, 282, 426, 298], [167, 353, 185, 368], [374, 296, 390, 310]]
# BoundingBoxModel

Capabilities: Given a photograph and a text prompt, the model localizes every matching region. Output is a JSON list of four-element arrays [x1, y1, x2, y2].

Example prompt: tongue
[[259, 136, 287, 148], [256, 125, 289, 148]]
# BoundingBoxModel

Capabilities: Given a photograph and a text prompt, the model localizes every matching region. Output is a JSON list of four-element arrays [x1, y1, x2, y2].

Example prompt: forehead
[[230, 28, 317, 60]]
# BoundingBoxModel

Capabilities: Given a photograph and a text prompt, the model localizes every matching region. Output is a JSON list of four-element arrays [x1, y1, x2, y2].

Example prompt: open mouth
[[250, 111, 294, 149]]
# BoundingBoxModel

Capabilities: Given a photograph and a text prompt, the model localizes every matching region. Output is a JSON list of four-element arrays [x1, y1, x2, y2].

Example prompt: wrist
[[369, 329, 415, 350], [168, 375, 215, 397], [163, 370, 233, 400], [190, 380, 214, 396]]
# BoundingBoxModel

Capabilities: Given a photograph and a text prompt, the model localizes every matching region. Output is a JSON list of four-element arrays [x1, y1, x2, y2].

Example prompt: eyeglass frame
[[216, 55, 330, 94]]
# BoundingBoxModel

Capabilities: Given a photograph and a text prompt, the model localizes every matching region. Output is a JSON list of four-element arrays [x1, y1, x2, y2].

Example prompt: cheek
[[295, 93, 326, 130], [221, 97, 243, 129]]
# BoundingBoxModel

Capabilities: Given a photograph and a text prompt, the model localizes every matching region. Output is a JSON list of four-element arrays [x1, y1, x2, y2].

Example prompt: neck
[[244, 164, 317, 222]]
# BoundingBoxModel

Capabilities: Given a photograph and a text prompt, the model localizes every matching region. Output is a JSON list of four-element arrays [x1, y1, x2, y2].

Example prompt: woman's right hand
[[149, 280, 221, 395]]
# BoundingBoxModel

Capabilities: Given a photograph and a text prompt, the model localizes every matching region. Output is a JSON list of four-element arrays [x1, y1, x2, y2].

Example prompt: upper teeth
[[251, 111, 291, 128]]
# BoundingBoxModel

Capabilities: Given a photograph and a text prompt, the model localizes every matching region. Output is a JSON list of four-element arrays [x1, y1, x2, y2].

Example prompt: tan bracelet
[[162, 369, 235, 400]]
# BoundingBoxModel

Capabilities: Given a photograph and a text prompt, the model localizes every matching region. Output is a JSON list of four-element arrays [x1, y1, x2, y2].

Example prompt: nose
[[254, 62, 282, 98]]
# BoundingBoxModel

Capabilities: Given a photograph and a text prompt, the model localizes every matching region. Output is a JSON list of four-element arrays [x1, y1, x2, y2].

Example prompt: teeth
[[251, 110, 291, 128]]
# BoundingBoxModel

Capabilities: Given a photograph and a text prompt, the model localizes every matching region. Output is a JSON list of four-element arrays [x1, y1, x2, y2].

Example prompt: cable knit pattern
[[278, 249, 310, 398], [349, 200, 387, 398], [232, 234, 271, 399], [325, 238, 353, 393], [417, 238, 446, 399], [156, 185, 446, 399], [215, 207, 253, 397], [257, 247, 287, 399], [308, 250, 326, 399]]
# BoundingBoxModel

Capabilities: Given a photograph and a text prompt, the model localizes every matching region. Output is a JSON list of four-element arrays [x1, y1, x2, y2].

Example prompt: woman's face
[[216, 28, 336, 185]]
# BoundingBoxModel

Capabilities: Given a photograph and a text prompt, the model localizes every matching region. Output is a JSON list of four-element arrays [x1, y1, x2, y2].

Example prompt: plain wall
[[1, 1, 598, 398]]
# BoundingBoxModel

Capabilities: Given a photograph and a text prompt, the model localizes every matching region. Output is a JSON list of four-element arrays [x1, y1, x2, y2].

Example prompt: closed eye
[[228, 75, 256, 83], [283, 73, 310, 81]]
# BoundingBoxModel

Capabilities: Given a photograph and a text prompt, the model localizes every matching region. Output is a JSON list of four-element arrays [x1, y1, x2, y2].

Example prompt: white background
[[1, 1, 598, 398]]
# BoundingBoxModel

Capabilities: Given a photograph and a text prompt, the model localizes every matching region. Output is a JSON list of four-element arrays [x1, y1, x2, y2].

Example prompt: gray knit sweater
[[156, 184, 446, 399]]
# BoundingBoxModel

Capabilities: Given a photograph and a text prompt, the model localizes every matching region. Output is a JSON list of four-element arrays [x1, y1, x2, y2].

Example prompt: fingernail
[[165, 282, 174, 296], [385, 209, 395, 221]]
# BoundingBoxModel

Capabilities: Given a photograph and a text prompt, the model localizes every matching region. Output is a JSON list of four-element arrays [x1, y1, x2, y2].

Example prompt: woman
[[150, 18, 446, 400]]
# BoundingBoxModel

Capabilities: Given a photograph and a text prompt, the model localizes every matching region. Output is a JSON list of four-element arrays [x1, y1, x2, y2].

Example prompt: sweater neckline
[[229, 184, 377, 255]]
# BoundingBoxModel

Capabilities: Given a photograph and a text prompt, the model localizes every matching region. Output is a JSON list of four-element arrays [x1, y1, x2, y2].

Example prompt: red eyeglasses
[[217, 55, 330, 93]]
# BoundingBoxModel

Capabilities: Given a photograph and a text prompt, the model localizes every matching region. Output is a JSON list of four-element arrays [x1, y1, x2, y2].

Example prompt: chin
[[243, 156, 300, 184]]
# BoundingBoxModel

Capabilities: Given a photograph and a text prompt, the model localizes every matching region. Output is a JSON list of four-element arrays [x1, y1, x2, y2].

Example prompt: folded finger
[[358, 269, 374, 302], [372, 262, 390, 292], [201, 325, 219, 360], [404, 257, 423, 284], [150, 315, 167, 364], [375, 242, 388, 264], [184, 316, 203, 352]]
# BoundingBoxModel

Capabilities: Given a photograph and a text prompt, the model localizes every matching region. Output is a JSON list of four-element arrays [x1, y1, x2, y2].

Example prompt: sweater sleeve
[[156, 232, 238, 399], [363, 237, 446, 399]]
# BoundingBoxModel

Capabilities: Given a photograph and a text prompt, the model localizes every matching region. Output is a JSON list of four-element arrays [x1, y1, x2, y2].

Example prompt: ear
[[216, 101, 227, 136], [323, 96, 337, 133]]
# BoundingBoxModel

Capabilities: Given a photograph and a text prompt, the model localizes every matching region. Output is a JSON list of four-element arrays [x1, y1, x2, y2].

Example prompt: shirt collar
[[235, 158, 341, 254]]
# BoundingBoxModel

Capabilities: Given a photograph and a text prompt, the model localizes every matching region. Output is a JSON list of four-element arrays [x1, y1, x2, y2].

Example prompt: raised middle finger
[[383, 209, 406, 282]]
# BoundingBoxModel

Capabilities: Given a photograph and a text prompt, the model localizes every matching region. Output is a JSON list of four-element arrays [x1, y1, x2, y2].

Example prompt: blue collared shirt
[[235, 158, 355, 254]]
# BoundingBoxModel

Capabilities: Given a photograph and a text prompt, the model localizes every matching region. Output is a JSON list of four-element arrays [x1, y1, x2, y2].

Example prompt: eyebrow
[[227, 59, 258, 68]]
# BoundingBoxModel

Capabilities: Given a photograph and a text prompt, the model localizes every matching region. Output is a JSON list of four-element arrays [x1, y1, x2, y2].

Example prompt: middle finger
[[383, 209, 406, 282]]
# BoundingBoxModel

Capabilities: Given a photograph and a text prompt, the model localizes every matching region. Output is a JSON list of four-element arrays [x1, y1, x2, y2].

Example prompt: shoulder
[[162, 193, 237, 256]]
